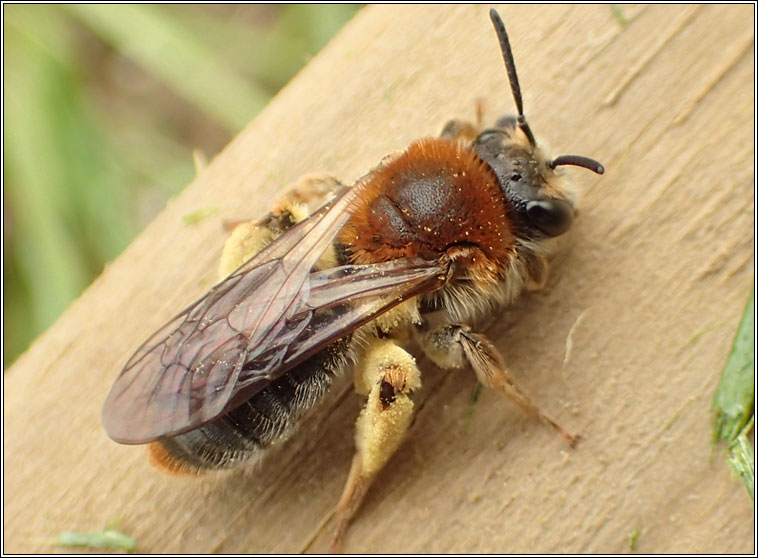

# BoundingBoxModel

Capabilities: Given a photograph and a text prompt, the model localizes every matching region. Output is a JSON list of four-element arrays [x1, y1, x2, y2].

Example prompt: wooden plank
[[3, 4, 754, 553]]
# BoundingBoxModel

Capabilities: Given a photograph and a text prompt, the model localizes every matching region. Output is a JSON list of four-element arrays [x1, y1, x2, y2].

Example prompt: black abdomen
[[152, 337, 350, 471]]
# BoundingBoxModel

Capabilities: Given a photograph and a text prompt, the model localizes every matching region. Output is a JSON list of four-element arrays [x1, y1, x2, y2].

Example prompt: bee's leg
[[441, 99, 486, 141], [416, 324, 578, 446], [440, 119, 480, 142], [523, 250, 550, 292], [495, 114, 518, 130], [223, 174, 345, 232], [251, 173, 347, 235], [219, 174, 346, 276], [272, 173, 348, 214], [332, 338, 421, 552]]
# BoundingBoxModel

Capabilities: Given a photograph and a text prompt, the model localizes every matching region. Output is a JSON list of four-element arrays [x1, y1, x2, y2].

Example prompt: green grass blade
[[56, 528, 136, 551], [712, 288, 755, 443], [611, 5, 629, 26], [712, 287, 755, 499], [727, 421, 754, 502], [4, 9, 93, 342], [64, 4, 269, 132]]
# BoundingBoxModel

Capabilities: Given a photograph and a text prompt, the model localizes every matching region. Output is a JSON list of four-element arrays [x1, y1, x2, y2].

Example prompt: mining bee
[[102, 9, 604, 550]]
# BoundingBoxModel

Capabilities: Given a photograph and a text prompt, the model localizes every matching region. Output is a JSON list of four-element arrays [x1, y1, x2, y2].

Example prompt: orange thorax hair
[[340, 138, 516, 277]]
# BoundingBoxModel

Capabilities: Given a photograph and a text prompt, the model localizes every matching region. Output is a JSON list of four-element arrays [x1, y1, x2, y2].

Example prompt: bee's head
[[481, 10, 604, 240]]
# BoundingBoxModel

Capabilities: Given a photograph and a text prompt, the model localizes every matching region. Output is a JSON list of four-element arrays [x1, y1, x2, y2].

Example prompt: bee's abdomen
[[148, 338, 350, 474]]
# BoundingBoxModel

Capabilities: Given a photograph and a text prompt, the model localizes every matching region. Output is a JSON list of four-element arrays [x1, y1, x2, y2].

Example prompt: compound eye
[[525, 199, 574, 237]]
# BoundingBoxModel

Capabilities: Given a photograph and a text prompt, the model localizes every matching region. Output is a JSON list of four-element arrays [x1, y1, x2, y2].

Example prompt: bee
[[102, 9, 604, 551]]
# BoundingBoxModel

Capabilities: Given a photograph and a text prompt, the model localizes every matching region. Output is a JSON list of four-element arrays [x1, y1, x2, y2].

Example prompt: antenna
[[548, 155, 605, 175], [490, 10, 605, 177], [489, 9, 536, 147]]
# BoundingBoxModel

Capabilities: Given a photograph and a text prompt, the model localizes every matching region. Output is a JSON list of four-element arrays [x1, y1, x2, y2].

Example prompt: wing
[[102, 187, 450, 444]]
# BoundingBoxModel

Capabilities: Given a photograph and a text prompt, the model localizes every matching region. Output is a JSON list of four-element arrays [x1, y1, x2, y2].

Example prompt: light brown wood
[[3, 5, 754, 553]]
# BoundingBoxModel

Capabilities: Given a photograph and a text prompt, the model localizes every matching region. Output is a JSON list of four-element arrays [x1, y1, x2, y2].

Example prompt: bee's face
[[474, 124, 575, 239]]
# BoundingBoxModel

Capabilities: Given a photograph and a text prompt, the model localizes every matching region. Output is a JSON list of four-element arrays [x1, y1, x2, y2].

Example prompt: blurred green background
[[3, 4, 362, 368]]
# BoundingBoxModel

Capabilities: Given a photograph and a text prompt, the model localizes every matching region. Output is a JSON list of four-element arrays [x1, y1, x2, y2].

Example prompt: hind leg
[[331, 338, 422, 552], [219, 174, 346, 276]]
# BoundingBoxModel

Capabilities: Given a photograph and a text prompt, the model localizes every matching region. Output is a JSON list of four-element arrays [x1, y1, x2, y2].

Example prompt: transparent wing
[[102, 187, 449, 444]]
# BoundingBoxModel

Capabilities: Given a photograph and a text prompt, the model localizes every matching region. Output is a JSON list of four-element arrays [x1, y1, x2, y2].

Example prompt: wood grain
[[3, 5, 754, 553]]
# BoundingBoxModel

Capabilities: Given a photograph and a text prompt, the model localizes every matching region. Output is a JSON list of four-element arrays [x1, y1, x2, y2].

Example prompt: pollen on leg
[[357, 387, 416, 477], [270, 200, 310, 224], [355, 338, 420, 395], [219, 222, 274, 277], [285, 173, 344, 211], [352, 339, 422, 476]]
